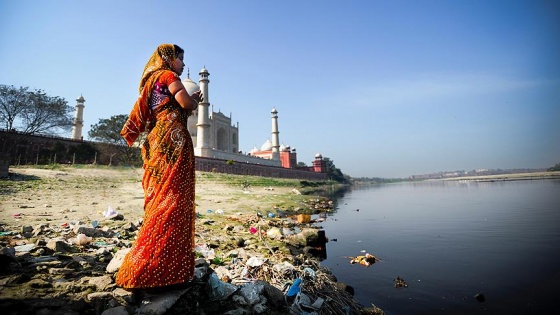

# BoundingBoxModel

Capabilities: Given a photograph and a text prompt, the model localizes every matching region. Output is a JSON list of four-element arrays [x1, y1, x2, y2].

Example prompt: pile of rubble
[[0, 205, 384, 315]]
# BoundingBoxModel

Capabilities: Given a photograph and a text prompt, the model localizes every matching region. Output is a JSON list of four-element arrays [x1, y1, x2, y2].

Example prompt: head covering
[[121, 44, 179, 146], [138, 44, 177, 93]]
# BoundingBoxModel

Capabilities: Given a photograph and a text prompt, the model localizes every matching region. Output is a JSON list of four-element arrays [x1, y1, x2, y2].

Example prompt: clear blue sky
[[1, 0, 559, 178]]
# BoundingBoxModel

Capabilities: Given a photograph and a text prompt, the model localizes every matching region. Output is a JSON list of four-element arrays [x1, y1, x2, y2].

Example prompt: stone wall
[[0, 130, 327, 181], [195, 156, 327, 180], [0, 130, 132, 166]]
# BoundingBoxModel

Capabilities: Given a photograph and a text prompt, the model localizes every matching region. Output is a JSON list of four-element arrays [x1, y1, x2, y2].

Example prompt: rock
[[253, 302, 268, 314], [208, 273, 238, 301], [232, 294, 248, 306], [83, 275, 114, 291], [49, 268, 74, 275], [106, 248, 130, 273], [255, 280, 285, 309], [137, 288, 189, 315], [26, 278, 52, 289], [238, 283, 264, 306], [300, 228, 320, 246], [73, 226, 98, 237], [112, 287, 135, 304], [87, 291, 113, 300], [335, 282, 355, 296], [101, 305, 129, 315], [224, 308, 249, 315], [46, 239, 72, 253], [303, 246, 322, 257]]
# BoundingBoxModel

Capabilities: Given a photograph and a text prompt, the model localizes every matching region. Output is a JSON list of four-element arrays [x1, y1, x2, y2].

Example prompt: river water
[[318, 179, 560, 314]]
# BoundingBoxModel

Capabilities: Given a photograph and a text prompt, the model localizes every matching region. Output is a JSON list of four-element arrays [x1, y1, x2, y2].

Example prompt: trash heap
[[0, 205, 385, 315]]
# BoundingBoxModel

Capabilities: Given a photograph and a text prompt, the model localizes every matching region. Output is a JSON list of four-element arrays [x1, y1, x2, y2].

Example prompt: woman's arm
[[168, 81, 200, 110]]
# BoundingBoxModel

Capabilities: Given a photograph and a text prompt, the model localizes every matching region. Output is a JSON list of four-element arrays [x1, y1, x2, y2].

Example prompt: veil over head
[[139, 44, 177, 93], [121, 44, 180, 146]]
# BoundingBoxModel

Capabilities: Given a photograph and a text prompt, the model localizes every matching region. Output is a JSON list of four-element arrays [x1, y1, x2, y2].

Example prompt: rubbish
[[286, 278, 301, 297], [215, 209, 224, 215], [246, 256, 265, 267], [303, 267, 316, 279], [103, 206, 118, 218], [195, 244, 215, 259], [74, 233, 92, 245], [474, 293, 486, 302], [207, 209, 213, 213], [249, 227, 258, 234], [267, 212, 275, 218], [311, 297, 325, 309], [297, 214, 311, 223], [266, 227, 282, 239], [349, 253, 381, 267], [14, 244, 36, 252], [91, 220, 99, 228], [394, 276, 408, 288], [290, 292, 319, 315]]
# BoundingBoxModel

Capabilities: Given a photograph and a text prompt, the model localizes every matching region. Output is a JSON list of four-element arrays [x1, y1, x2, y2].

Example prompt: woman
[[117, 44, 202, 290]]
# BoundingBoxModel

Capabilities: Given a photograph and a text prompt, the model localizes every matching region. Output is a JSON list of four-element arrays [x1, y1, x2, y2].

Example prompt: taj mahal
[[70, 67, 326, 173]]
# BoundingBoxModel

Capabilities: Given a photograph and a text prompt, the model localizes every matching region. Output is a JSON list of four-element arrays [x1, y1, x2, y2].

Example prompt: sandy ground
[[0, 166, 297, 229]]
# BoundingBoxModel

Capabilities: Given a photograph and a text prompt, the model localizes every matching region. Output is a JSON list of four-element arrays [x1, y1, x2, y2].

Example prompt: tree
[[89, 114, 129, 145], [89, 114, 141, 166], [323, 157, 348, 183], [0, 85, 29, 130], [0, 84, 74, 134], [22, 90, 74, 134]]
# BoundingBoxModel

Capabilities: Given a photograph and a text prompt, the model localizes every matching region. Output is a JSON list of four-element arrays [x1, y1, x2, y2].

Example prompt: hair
[[173, 45, 184, 58]]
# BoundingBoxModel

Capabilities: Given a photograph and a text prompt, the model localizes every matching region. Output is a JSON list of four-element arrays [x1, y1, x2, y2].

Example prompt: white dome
[[182, 77, 200, 95], [315, 153, 323, 159], [260, 139, 272, 151]]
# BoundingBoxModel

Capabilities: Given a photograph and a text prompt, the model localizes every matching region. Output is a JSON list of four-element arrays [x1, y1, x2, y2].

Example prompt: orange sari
[[116, 45, 196, 289]]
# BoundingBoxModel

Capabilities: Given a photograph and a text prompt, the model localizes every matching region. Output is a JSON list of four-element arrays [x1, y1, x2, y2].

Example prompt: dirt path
[[0, 166, 297, 229]]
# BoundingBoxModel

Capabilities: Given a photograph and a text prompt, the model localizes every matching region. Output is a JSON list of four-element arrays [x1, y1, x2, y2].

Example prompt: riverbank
[[440, 171, 560, 182], [0, 165, 383, 314]]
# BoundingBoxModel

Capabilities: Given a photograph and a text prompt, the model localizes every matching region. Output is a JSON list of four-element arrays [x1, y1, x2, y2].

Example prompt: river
[[319, 179, 560, 314]]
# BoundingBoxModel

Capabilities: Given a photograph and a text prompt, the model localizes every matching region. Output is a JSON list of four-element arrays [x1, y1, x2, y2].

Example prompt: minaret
[[71, 95, 85, 140], [271, 107, 280, 161], [196, 67, 210, 156]]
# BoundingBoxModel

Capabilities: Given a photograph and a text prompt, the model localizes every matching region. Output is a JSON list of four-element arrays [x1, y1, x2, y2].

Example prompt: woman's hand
[[191, 90, 204, 103]]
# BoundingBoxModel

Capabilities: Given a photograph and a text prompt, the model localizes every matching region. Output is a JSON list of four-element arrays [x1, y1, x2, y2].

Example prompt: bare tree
[[0, 85, 74, 135], [21, 89, 74, 135], [0, 85, 29, 130]]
